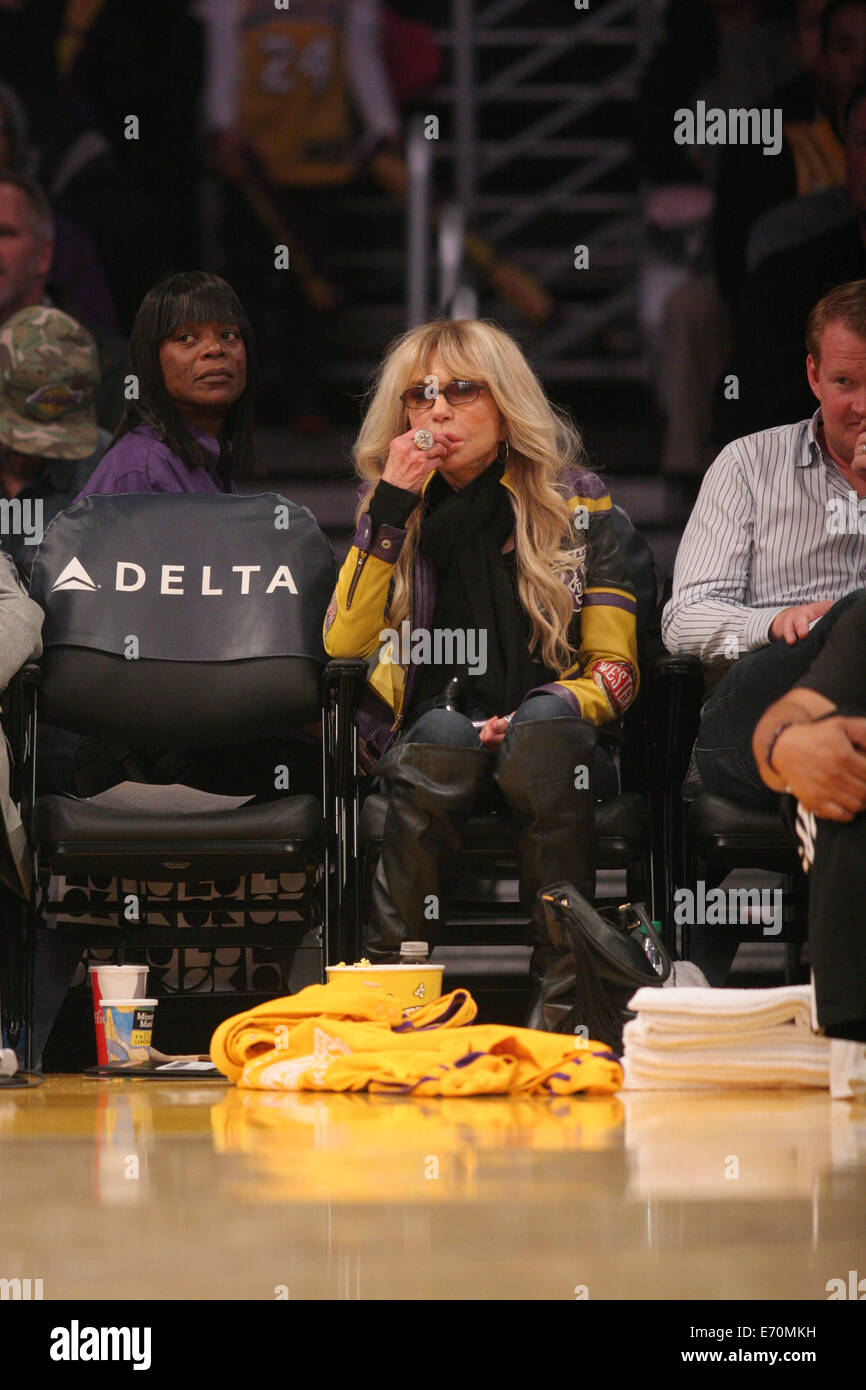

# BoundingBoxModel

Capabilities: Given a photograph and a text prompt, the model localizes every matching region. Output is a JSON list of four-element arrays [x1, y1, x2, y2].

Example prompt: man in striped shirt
[[663, 279, 866, 983], [664, 279, 866, 828]]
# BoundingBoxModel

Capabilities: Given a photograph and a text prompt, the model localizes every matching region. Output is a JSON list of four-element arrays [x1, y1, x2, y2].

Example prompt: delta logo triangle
[[51, 557, 99, 592]]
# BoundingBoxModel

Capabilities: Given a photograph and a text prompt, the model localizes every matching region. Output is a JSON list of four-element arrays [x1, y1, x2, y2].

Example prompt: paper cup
[[90, 965, 149, 999], [326, 963, 443, 1009], [102, 999, 157, 1065], [89, 966, 149, 1065]]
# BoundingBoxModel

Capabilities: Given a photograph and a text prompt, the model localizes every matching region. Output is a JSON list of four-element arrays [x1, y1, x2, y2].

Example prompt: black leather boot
[[493, 716, 598, 1030], [366, 741, 493, 962]]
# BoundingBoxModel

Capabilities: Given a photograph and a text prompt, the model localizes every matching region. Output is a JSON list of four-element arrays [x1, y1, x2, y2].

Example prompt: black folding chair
[[0, 491, 354, 1069], [650, 653, 808, 974]]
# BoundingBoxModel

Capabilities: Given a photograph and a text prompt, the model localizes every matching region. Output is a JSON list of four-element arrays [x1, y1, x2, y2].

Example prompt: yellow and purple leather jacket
[[323, 463, 639, 768]]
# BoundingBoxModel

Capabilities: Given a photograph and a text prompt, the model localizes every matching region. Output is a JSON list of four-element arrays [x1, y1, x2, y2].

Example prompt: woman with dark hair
[[76, 270, 261, 499], [71, 269, 319, 802]]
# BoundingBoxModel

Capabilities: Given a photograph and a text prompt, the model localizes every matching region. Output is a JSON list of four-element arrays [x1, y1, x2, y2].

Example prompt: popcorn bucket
[[326, 962, 443, 1009]]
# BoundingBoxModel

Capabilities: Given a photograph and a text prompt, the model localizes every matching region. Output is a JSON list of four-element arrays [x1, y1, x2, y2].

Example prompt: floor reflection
[[0, 1079, 863, 1299], [210, 1089, 626, 1203]]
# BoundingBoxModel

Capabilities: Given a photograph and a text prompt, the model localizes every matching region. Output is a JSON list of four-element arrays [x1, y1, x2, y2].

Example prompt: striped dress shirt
[[662, 412, 866, 661]]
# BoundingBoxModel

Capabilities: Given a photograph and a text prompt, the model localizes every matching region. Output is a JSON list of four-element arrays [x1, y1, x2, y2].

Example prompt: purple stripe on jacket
[[583, 591, 637, 613]]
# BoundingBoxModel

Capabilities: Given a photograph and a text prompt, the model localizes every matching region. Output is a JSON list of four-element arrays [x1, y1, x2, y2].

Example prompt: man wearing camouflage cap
[[0, 305, 108, 1071], [0, 303, 108, 579]]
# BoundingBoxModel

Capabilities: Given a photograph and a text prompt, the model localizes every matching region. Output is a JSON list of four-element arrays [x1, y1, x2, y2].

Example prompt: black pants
[[787, 789, 866, 1041], [695, 592, 864, 811], [686, 592, 862, 983]]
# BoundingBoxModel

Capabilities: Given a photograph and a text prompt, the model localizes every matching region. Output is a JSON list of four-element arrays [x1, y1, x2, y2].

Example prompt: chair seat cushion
[[687, 792, 793, 846], [594, 792, 649, 843], [32, 792, 323, 853], [358, 790, 649, 853]]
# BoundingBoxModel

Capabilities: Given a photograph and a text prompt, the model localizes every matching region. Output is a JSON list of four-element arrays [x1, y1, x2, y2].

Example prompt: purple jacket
[[74, 424, 237, 500]]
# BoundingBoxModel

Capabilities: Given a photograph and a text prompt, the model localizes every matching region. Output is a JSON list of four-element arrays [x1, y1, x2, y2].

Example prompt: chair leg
[[358, 852, 375, 963], [625, 852, 653, 918], [784, 941, 802, 985], [0, 884, 19, 1050], [24, 891, 36, 1073]]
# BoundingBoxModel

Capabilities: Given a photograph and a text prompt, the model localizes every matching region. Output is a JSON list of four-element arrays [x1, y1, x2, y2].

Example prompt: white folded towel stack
[[622, 984, 831, 1090]]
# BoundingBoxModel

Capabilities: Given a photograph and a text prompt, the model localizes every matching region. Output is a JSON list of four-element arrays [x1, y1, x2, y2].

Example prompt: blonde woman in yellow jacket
[[325, 319, 639, 1030]]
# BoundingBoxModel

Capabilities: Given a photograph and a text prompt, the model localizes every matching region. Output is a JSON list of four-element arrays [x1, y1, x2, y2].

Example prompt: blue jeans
[[399, 695, 618, 801]]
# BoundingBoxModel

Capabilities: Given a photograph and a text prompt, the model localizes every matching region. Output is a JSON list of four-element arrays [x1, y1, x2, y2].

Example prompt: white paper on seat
[[78, 782, 255, 814]]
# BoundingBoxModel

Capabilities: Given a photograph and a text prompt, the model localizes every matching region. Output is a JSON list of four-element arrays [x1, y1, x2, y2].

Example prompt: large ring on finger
[[860, 443, 866, 455], [414, 429, 435, 451]]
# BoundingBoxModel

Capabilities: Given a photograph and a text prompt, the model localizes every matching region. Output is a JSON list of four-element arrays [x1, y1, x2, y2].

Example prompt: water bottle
[[400, 942, 430, 965], [434, 678, 464, 713], [641, 922, 666, 975]]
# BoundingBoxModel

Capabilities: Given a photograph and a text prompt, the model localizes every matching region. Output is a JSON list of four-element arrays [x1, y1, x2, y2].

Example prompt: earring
[[497, 439, 510, 464]]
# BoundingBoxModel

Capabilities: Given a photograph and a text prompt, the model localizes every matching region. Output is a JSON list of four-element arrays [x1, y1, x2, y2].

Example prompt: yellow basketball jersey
[[56, 0, 110, 78], [239, 0, 354, 186], [784, 118, 846, 196]]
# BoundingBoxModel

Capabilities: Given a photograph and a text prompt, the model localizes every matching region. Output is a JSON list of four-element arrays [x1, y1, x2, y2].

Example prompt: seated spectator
[[0, 84, 117, 337], [638, 0, 797, 481], [53, 0, 204, 275], [0, 170, 124, 429], [662, 278, 866, 981], [722, 82, 866, 438], [75, 269, 321, 803], [741, 0, 840, 276], [26, 270, 320, 1070], [78, 269, 259, 499], [744, 182, 852, 274], [0, 305, 107, 582], [714, 0, 866, 310], [323, 317, 637, 1029], [660, 0, 857, 481], [0, 304, 106, 829], [0, 548, 43, 898], [0, 69, 167, 335], [754, 591, 866, 1045]]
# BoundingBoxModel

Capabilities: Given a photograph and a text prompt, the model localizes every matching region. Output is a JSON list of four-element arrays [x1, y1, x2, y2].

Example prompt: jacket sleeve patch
[[325, 593, 338, 632], [591, 660, 636, 716], [558, 542, 587, 606]]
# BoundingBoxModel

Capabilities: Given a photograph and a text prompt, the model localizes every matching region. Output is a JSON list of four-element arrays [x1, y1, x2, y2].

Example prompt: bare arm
[[753, 687, 866, 821]]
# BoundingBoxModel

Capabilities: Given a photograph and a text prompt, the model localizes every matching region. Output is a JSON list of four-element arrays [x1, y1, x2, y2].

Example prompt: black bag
[[537, 882, 672, 1053]]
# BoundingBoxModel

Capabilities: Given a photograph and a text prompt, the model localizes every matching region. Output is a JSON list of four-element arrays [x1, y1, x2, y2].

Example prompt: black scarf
[[411, 459, 547, 717]]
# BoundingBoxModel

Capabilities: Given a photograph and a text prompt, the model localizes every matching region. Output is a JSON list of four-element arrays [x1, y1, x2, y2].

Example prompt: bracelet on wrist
[[766, 720, 799, 775]]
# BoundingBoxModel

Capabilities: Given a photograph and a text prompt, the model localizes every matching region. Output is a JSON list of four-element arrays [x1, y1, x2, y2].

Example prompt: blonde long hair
[[354, 319, 591, 673]]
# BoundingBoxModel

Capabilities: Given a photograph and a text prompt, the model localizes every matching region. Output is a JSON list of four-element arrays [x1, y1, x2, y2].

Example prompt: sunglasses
[[400, 379, 490, 410]]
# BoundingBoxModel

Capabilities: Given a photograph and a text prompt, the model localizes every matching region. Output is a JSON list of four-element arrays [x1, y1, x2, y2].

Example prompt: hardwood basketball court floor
[[0, 1076, 863, 1303]]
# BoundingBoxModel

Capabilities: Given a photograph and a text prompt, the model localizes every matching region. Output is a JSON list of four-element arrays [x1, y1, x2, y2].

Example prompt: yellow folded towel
[[210, 981, 622, 1096]]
